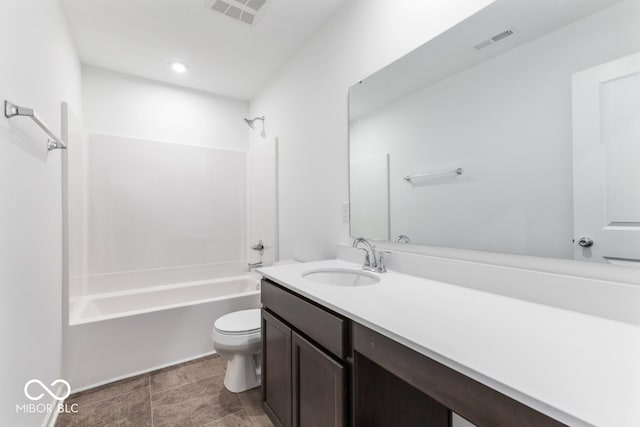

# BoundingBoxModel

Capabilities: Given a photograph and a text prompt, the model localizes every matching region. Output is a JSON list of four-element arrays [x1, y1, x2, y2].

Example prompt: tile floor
[[56, 354, 273, 427]]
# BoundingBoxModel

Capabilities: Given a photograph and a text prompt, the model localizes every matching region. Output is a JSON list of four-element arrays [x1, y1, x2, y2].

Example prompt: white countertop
[[258, 259, 640, 427]]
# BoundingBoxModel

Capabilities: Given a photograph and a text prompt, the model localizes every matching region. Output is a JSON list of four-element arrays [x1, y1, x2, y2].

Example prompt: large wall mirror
[[348, 0, 640, 264]]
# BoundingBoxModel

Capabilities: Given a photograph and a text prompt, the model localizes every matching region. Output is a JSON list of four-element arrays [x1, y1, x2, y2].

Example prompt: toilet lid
[[214, 309, 261, 335]]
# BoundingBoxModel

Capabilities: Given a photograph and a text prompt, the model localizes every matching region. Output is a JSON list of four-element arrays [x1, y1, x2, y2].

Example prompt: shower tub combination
[[65, 262, 261, 391], [63, 132, 278, 391]]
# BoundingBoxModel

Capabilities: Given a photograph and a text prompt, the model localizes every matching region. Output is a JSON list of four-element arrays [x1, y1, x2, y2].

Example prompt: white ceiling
[[349, 0, 621, 119], [60, 0, 347, 100]]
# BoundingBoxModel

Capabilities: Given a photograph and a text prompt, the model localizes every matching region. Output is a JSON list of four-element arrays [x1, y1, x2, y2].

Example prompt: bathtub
[[69, 275, 260, 325], [64, 265, 262, 391]]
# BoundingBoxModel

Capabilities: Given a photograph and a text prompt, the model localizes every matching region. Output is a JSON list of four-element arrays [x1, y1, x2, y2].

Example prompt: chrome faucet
[[352, 237, 377, 271], [395, 234, 410, 243], [376, 251, 391, 273], [352, 238, 392, 273]]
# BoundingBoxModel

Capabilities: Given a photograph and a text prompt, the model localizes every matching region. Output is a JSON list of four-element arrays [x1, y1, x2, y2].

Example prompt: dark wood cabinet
[[262, 280, 347, 427], [354, 353, 450, 427], [352, 323, 567, 427], [261, 278, 566, 427], [292, 332, 346, 427], [262, 309, 292, 427]]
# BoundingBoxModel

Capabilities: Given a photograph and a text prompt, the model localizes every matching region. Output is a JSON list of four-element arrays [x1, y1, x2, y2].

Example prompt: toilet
[[211, 308, 262, 393]]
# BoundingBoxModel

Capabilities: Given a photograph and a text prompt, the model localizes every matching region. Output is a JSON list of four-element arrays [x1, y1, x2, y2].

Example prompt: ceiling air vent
[[208, 0, 267, 26], [474, 27, 515, 51]]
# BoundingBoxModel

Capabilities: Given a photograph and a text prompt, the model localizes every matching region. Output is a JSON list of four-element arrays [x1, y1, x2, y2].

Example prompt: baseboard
[[42, 409, 59, 427], [71, 350, 218, 394], [41, 383, 66, 427]]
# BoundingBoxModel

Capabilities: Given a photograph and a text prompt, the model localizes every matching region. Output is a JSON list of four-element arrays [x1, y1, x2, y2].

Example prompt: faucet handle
[[376, 251, 391, 273], [355, 247, 372, 267], [251, 239, 265, 256], [395, 234, 410, 243]]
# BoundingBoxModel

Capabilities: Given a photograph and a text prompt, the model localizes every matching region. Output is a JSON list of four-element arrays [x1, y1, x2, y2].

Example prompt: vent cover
[[474, 28, 515, 50], [208, 0, 267, 26]]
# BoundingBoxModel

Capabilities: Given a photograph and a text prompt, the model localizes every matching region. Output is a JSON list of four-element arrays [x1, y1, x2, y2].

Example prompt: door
[[262, 309, 292, 427], [572, 51, 640, 264], [292, 332, 346, 427]]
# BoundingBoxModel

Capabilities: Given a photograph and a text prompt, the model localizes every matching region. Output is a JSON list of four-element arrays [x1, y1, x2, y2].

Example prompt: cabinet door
[[262, 309, 292, 427], [292, 332, 346, 427]]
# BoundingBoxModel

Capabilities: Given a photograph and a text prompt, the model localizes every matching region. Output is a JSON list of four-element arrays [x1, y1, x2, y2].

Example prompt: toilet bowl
[[211, 308, 262, 393]]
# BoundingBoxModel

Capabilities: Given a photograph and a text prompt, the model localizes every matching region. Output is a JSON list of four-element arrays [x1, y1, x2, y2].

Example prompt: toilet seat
[[214, 308, 261, 335]]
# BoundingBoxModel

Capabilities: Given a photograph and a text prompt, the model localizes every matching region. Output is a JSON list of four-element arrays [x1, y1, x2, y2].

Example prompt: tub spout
[[247, 261, 263, 271]]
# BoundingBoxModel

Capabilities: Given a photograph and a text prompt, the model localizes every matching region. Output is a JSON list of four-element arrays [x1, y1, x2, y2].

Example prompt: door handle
[[578, 237, 594, 248]]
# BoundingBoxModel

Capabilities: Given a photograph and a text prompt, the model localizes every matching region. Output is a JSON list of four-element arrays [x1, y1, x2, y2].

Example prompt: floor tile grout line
[[149, 382, 154, 427], [69, 356, 222, 405], [149, 370, 234, 426], [149, 355, 221, 377], [68, 382, 151, 413], [245, 401, 259, 427], [149, 366, 226, 397], [65, 377, 147, 405], [56, 355, 272, 427], [195, 405, 250, 427], [150, 375, 221, 398], [67, 373, 151, 407]]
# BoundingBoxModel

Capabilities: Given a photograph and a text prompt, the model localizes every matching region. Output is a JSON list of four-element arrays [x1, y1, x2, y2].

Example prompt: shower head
[[244, 116, 264, 129]]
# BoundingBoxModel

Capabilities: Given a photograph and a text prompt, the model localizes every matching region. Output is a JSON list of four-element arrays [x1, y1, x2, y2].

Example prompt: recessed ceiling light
[[171, 62, 187, 74]]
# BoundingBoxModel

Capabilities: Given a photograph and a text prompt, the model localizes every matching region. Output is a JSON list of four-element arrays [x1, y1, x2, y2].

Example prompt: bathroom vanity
[[259, 259, 639, 427], [261, 278, 463, 427], [261, 279, 347, 427]]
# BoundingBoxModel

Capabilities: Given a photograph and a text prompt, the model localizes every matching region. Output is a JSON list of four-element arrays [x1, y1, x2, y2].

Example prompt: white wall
[[82, 66, 249, 151], [350, 0, 640, 259], [249, 0, 495, 262], [0, 1, 81, 426]]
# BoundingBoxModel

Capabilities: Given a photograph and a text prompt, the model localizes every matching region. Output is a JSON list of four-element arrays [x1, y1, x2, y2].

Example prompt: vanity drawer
[[261, 279, 346, 359]]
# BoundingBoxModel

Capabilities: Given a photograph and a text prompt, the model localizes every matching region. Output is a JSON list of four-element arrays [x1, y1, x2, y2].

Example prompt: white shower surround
[[65, 71, 278, 390], [69, 132, 247, 288], [64, 133, 271, 389]]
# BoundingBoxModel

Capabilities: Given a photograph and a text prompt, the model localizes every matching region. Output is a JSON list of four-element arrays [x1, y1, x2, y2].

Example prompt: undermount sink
[[301, 268, 380, 287]]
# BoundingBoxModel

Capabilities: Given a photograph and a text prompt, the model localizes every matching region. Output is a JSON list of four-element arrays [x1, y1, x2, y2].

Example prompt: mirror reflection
[[348, 0, 640, 263]]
